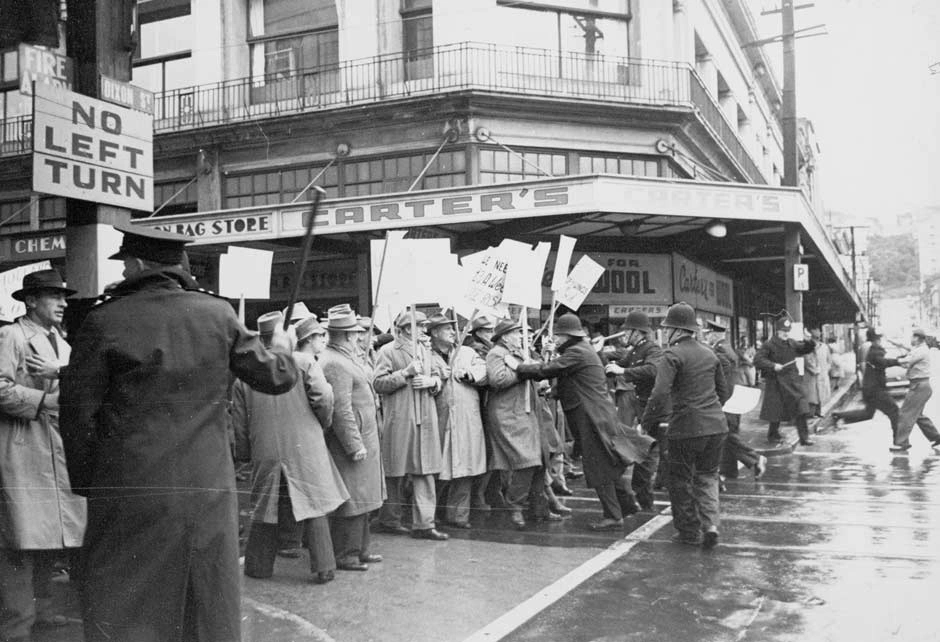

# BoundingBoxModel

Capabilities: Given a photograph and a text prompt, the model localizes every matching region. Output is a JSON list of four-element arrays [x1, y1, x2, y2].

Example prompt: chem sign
[[32, 83, 153, 211]]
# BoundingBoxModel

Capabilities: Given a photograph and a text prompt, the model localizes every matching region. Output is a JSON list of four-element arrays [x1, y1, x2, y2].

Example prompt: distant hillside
[[868, 233, 920, 290]]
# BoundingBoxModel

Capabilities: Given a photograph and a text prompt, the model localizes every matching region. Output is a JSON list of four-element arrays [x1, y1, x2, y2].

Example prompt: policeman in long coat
[[60, 226, 297, 642], [514, 314, 653, 531], [373, 310, 448, 541], [0, 270, 85, 641], [642, 303, 730, 548], [232, 313, 349, 584], [754, 316, 816, 445], [319, 304, 386, 571]]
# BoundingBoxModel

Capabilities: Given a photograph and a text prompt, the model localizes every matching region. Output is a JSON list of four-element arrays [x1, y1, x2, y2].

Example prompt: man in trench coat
[[514, 314, 653, 531], [754, 316, 817, 446], [231, 313, 349, 584], [0, 270, 86, 642], [60, 226, 297, 642], [373, 310, 448, 541], [319, 304, 386, 571]]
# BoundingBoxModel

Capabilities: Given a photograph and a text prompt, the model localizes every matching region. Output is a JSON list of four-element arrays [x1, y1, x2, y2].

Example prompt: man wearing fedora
[[0, 269, 86, 642], [60, 224, 298, 642], [319, 304, 386, 571], [463, 315, 503, 512], [232, 312, 349, 585], [641, 303, 730, 548], [754, 316, 817, 446], [512, 314, 652, 531], [373, 310, 448, 540], [427, 313, 487, 529]]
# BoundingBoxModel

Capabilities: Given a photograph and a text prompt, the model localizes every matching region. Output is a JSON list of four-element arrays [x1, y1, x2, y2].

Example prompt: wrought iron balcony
[[0, 42, 766, 183]]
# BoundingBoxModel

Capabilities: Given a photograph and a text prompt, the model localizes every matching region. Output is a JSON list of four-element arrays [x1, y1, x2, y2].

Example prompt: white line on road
[[242, 597, 337, 642], [462, 512, 673, 642], [638, 538, 940, 562]]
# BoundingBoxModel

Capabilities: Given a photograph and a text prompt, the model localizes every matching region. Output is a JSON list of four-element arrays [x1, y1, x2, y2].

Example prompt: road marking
[[720, 513, 940, 531], [462, 512, 673, 642], [639, 539, 940, 562], [242, 597, 337, 642], [720, 491, 940, 507]]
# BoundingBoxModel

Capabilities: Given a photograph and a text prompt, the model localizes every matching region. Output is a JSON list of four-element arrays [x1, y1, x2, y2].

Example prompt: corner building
[[0, 0, 864, 336]]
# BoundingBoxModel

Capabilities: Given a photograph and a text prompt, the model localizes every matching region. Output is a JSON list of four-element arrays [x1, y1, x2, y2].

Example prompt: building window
[[0, 48, 29, 120], [479, 148, 567, 184], [223, 164, 340, 209], [0, 199, 29, 226], [153, 179, 199, 216], [577, 153, 663, 178], [496, 1, 631, 59], [248, 0, 339, 102], [132, 9, 194, 121], [38, 198, 65, 221], [343, 149, 466, 196], [401, 0, 433, 81]]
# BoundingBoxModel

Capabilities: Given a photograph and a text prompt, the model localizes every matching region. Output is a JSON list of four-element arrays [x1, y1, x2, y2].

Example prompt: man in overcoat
[[0, 269, 86, 641], [514, 314, 653, 531], [603, 310, 662, 509], [641, 303, 730, 548], [754, 316, 817, 446], [373, 310, 448, 541], [232, 313, 349, 584], [485, 320, 548, 528], [319, 304, 386, 570], [463, 316, 502, 512], [60, 225, 298, 642], [428, 314, 487, 528], [833, 327, 901, 441]]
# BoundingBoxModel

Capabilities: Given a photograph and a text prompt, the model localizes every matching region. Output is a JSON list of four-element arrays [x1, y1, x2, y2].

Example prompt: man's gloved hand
[[402, 360, 423, 377]]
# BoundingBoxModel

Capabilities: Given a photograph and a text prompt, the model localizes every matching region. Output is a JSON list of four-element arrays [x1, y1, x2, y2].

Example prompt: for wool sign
[[32, 83, 153, 211]]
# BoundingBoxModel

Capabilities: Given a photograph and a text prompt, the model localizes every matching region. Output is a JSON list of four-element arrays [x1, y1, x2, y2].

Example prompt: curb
[[755, 379, 858, 457]]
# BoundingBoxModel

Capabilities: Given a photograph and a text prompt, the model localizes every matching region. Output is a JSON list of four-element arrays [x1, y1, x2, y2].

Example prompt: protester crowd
[[1, 224, 936, 642]]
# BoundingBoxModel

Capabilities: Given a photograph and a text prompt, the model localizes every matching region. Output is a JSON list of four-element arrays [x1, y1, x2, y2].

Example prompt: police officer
[[641, 303, 729, 548], [60, 224, 298, 642], [754, 317, 817, 446]]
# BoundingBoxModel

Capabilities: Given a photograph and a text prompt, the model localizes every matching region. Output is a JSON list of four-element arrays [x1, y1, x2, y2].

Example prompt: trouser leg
[[244, 522, 278, 578], [594, 483, 622, 520], [667, 438, 700, 541], [767, 421, 782, 440], [303, 516, 335, 574], [720, 413, 742, 477], [614, 468, 637, 513], [692, 435, 725, 532], [726, 431, 759, 470], [504, 467, 537, 513], [0, 548, 35, 641], [410, 474, 437, 531], [471, 471, 492, 509], [795, 415, 810, 442], [378, 477, 404, 528], [871, 390, 900, 439], [445, 477, 472, 524], [631, 448, 656, 507], [896, 381, 937, 446], [330, 513, 369, 565], [526, 467, 548, 517]]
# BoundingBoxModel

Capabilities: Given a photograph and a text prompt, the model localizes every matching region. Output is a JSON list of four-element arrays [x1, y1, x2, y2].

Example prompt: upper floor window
[[132, 5, 194, 110], [401, 0, 433, 81], [495, 0, 631, 59]]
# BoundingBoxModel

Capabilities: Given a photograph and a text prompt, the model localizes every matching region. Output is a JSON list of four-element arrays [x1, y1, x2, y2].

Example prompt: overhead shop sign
[[672, 253, 734, 317], [32, 83, 153, 211], [18, 45, 74, 95], [540, 252, 673, 306], [0, 232, 66, 262]]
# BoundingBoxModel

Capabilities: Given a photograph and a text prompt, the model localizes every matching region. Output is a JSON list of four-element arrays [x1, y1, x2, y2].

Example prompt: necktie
[[47, 332, 59, 358]]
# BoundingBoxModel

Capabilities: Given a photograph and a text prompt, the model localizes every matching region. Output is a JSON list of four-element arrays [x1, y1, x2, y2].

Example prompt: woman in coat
[[513, 314, 653, 531], [485, 320, 547, 528], [319, 304, 386, 570], [427, 314, 487, 528], [0, 270, 85, 640], [231, 313, 349, 584]]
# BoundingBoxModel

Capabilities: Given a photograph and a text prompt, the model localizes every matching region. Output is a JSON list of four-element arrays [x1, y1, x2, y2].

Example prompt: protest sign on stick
[[501, 240, 550, 310], [555, 256, 605, 312], [218, 247, 273, 300]]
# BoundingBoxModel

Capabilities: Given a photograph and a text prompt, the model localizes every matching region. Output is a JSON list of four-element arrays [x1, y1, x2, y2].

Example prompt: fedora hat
[[395, 310, 428, 328], [427, 313, 457, 330], [296, 316, 326, 342], [282, 301, 312, 323], [492, 319, 522, 342], [257, 311, 284, 336], [469, 316, 496, 332], [554, 313, 587, 337], [326, 304, 360, 331], [11, 269, 76, 301], [704, 319, 727, 332]]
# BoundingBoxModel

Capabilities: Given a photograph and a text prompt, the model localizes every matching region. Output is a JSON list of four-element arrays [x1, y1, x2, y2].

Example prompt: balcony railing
[[0, 41, 766, 183], [0, 116, 31, 157]]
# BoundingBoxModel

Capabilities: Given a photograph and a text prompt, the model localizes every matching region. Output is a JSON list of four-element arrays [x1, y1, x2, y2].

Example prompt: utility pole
[[780, 0, 803, 325]]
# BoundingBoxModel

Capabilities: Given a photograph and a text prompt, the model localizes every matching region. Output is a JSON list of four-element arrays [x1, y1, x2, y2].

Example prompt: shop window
[[402, 0, 433, 81], [153, 179, 199, 216], [479, 148, 567, 184], [343, 149, 466, 196], [248, 0, 339, 102], [223, 164, 339, 209]]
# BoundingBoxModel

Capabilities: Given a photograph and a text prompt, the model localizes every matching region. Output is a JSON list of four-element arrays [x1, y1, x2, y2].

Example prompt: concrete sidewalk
[[736, 376, 857, 457]]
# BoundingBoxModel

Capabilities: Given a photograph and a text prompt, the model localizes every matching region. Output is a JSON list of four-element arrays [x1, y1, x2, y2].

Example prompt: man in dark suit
[[833, 327, 900, 440], [642, 303, 730, 548], [60, 224, 298, 642], [511, 314, 653, 532]]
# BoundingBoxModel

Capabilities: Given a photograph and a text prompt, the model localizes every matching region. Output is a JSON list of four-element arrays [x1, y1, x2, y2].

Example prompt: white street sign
[[794, 264, 810, 291], [32, 83, 153, 211]]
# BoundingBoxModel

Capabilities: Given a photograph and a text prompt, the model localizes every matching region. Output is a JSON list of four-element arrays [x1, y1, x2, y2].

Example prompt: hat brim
[[11, 286, 78, 301], [492, 324, 522, 340], [428, 321, 457, 330]]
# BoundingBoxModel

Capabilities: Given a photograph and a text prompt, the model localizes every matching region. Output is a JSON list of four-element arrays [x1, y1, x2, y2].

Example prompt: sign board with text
[[541, 252, 672, 306], [18, 45, 73, 95], [1, 232, 66, 262], [672, 254, 734, 317], [99, 75, 154, 114], [32, 83, 153, 211], [793, 264, 809, 291]]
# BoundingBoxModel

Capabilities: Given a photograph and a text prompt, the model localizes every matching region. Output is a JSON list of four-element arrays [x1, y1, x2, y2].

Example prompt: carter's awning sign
[[32, 84, 153, 211]]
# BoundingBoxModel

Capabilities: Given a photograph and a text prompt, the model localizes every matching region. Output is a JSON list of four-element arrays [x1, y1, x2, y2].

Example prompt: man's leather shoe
[[588, 518, 623, 531], [702, 527, 719, 549], [671, 533, 703, 546], [565, 470, 584, 480], [509, 511, 526, 528], [359, 554, 383, 563], [373, 523, 410, 535], [337, 560, 369, 571], [799, 439, 816, 446], [313, 570, 335, 584], [550, 503, 573, 515], [639, 500, 655, 512], [620, 498, 641, 517], [889, 444, 911, 453], [411, 528, 449, 541], [551, 482, 574, 496]]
